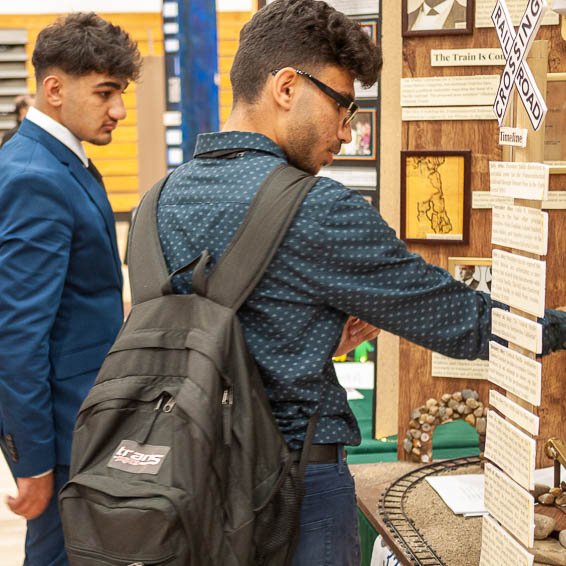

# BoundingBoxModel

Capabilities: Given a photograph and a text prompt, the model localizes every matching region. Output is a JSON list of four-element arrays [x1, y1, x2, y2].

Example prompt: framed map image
[[544, 73, 566, 174], [334, 108, 376, 164], [448, 257, 492, 294], [400, 150, 470, 243], [402, 0, 474, 37]]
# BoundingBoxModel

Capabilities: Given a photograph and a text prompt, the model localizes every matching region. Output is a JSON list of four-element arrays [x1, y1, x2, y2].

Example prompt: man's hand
[[334, 316, 381, 358], [6, 472, 54, 520]]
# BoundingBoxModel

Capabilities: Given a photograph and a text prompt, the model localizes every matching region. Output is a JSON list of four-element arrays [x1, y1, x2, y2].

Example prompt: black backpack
[[59, 160, 318, 566]]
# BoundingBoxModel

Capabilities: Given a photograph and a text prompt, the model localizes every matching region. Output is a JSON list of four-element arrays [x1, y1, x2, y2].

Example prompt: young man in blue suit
[[0, 13, 141, 565]]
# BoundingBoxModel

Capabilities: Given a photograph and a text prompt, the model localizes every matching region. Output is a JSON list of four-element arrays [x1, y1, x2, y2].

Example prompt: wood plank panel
[[104, 176, 139, 192], [107, 192, 139, 212], [107, 126, 138, 144], [97, 159, 138, 177], [398, 25, 566, 462], [86, 143, 138, 160], [217, 11, 254, 127]]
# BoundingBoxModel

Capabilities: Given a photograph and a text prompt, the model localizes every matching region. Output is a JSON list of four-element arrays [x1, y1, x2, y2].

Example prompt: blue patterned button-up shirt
[[157, 131, 566, 449]]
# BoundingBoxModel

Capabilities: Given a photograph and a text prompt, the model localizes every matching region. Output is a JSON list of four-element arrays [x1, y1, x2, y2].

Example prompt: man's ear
[[270, 68, 300, 111], [42, 75, 64, 108]]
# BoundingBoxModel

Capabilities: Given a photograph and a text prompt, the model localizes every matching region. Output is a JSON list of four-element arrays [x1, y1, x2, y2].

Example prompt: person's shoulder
[[298, 173, 375, 227], [309, 173, 352, 200], [0, 133, 68, 179], [309, 173, 374, 209], [0, 141, 72, 204], [0, 125, 19, 148]]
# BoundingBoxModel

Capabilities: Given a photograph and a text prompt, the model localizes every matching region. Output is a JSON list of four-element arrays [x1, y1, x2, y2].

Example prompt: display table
[[352, 458, 483, 566]]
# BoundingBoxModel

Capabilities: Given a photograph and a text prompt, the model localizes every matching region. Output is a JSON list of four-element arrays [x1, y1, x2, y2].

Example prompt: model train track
[[378, 456, 482, 565]]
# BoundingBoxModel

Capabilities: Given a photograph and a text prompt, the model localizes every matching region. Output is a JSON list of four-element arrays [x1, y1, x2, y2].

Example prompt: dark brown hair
[[230, 0, 382, 105], [32, 12, 142, 82]]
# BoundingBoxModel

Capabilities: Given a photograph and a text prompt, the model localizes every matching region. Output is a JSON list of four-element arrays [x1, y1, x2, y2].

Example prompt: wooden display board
[[393, 13, 566, 468]]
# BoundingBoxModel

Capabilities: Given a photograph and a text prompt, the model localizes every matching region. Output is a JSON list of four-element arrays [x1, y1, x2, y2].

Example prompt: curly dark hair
[[32, 12, 142, 82], [230, 0, 382, 105]]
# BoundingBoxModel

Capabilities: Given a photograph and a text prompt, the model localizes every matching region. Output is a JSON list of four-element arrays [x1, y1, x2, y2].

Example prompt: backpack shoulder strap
[[127, 174, 171, 304], [205, 163, 317, 311]]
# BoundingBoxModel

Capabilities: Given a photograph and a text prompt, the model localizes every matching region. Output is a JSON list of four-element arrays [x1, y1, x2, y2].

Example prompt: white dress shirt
[[412, 0, 455, 31], [26, 106, 89, 167]]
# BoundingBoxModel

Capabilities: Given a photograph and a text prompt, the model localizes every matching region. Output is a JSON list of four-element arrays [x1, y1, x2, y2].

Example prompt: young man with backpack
[[60, 2, 566, 565], [153, 1, 566, 564]]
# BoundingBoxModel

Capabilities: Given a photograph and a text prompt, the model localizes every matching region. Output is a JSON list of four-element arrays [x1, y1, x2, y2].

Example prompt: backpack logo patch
[[107, 440, 170, 475]]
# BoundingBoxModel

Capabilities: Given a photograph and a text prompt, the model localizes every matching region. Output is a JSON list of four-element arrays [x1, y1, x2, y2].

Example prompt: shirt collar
[[422, 0, 452, 16], [194, 131, 287, 161], [26, 106, 89, 167]]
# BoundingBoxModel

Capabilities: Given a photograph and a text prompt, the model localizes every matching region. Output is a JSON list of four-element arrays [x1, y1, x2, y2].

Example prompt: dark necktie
[[427, 7, 439, 15], [87, 158, 105, 189]]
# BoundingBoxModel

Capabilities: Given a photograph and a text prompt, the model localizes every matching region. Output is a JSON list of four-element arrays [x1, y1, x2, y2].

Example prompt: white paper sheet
[[334, 362, 374, 390], [426, 474, 487, 516]]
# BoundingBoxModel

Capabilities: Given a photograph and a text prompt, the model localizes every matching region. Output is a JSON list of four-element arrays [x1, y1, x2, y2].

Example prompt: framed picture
[[400, 150, 471, 244], [334, 108, 377, 164], [402, 0, 474, 37], [359, 20, 378, 43], [353, 18, 380, 99], [544, 73, 566, 174], [448, 257, 492, 294]]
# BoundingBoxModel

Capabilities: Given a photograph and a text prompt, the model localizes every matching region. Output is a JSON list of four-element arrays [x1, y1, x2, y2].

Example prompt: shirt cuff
[[30, 469, 53, 479]]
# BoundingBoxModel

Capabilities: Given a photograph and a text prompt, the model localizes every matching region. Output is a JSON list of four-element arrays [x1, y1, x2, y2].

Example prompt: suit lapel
[[18, 120, 123, 283], [67, 159, 123, 279]]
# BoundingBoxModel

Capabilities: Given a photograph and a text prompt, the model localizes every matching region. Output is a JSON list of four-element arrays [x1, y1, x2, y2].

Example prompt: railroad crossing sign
[[492, 0, 548, 131]]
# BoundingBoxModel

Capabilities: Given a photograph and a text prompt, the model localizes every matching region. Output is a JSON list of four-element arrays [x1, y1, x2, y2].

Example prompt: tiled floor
[[0, 457, 25, 565]]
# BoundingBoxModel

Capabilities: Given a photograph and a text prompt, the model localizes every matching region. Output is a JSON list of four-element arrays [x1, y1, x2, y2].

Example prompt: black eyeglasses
[[271, 68, 358, 126]]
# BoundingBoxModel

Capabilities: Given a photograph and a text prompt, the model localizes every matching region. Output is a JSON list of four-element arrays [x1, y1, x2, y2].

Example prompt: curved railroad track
[[378, 456, 482, 565]]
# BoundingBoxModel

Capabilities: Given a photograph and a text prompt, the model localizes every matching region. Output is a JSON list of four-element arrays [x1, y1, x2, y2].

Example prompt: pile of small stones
[[403, 389, 487, 464], [536, 483, 566, 507], [531, 483, 566, 564]]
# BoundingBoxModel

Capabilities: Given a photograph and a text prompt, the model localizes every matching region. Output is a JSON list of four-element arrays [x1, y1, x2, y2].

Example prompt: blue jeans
[[292, 447, 360, 566], [23, 465, 70, 566]]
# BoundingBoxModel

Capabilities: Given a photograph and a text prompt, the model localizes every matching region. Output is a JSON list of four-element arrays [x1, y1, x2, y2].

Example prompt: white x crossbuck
[[492, 0, 548, 131]]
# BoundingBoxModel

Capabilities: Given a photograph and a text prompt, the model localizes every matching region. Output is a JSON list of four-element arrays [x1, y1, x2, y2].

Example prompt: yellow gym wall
[[217, 10, 253, 126], [1, 9, 253, 212]]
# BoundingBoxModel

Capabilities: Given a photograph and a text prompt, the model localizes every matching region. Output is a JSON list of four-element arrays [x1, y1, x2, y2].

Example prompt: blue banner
[[179, 0, 220, 160]]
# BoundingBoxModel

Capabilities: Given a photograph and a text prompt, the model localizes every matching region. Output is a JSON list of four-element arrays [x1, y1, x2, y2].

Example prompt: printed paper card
[[490, 162, 549, 201], [480, 515, 534, 566], [489, 341, 541, 406], [489, 390, 540, 436], [484, 410, 536, 491], [491, 308, 543, 354], [431, 353, 489, 380], [491, 249, 546, 318], [484, 462, 535, 548], [492, 205, 548, 256]]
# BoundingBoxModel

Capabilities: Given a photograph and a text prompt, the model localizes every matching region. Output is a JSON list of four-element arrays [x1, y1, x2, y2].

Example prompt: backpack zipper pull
[[139, 394, 173, 445], [154, 395, 165, 411], [162, 397, 176, 413], [222, 387, 233, 446]]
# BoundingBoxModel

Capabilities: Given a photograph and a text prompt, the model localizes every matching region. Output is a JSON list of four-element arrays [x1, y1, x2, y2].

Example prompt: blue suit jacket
[[0, 119, 123, 477]]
